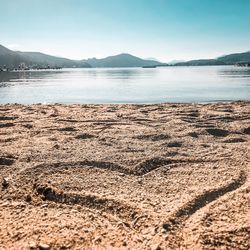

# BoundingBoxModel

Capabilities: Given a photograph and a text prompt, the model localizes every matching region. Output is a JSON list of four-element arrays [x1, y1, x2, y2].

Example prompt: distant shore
[[1, 43, 250, 71]]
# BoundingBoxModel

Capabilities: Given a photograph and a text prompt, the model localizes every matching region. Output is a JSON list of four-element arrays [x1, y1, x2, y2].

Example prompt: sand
[[0, 102, 249, 249]]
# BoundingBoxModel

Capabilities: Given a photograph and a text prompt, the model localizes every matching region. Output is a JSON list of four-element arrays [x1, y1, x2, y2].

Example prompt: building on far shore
[[0, 65, 9, 71]]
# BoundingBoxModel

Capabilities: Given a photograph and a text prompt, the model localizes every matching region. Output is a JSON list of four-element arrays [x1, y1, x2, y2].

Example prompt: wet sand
[[0, 102, 249, 249]]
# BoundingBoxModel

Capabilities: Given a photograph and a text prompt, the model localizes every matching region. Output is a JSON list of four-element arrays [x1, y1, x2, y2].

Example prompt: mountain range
[[0, 44, 250, 69], [0, 45, 160, 69], [0, 45, 90, 69], [175, 52, 250, 66], [81, 54, 160, 68]]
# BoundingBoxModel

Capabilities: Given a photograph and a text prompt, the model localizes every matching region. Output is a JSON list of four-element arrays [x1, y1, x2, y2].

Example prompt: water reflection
[[0, 70, 66, 84], [0, 68, 157, 84], [217, 66, 250, 78]]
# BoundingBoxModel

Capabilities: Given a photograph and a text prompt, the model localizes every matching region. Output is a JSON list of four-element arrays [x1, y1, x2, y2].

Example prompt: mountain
[[1, 44, 250, 69], [175, 59, 226, 66], [145, 57, 160, 61], [82, 53, 160, 68], [0, 45, 24, 68], [0, 45, 90, 68], [217, 51, 250, 64], [174, 51, 250, 66], [16, 51, 90, 68], [168, 60, 186, 65], [0, 45, 161, 69]]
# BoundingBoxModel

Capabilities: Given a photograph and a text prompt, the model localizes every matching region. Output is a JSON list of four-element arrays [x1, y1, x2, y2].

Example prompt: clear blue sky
[[1, 0, 250, 61]]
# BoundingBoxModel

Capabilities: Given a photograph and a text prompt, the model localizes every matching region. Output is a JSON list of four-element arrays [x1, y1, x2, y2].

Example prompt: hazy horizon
[[1, 0, 250, 61]]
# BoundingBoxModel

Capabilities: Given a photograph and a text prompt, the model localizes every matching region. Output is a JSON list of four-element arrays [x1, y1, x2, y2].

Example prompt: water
[[0, 66, 249, 104]]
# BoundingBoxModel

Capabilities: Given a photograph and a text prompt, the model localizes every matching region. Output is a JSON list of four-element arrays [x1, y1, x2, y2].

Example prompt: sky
[[1, 0, 250, 62]]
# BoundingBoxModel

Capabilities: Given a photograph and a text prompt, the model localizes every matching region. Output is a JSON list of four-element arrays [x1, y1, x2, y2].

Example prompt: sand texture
[[0, 102, 249, 249]]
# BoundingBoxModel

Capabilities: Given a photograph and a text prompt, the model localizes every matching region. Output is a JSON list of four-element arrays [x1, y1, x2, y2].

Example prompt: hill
[[16, 51, 90, 68], [217, 51, 250, 64], [0, 45, 24, 68], [1, 44, 250, 68], [83, 53, 160, 68], [175, 59, 226, 66], [0, 45, 161, 69], [0, 45, 90, 69], [174, 51, 250, 66]]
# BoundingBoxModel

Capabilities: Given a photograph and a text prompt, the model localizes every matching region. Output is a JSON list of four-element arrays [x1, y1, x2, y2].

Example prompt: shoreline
[[1, 100, 249, 105], [0, 102, 249, 249]]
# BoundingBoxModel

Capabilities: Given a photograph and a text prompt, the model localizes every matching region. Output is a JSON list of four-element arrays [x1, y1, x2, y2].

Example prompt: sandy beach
[[0, 102, 249, 249]]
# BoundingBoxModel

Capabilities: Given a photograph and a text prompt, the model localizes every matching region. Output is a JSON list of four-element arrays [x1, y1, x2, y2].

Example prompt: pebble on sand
[[39, 243, 50, 250]]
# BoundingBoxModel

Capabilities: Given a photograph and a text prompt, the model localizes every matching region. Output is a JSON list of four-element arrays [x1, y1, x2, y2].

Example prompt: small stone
[[59, 246, 68, 250], [25, 194, 32, 202], [39, 243, 50, 250], [29, 241, 36, 249], [2, 178, 9, 189], [162, 223, 171, 231], [53, 144, 60, 149], [94, 236, 102, 243], [122, 241, 127, 246]]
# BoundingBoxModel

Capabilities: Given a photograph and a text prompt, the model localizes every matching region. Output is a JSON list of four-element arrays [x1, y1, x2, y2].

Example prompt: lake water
[[0, 66, 249, 104]]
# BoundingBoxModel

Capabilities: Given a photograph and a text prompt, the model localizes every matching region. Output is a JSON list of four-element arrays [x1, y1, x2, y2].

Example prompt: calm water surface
[[0, 66, 249, 104]]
